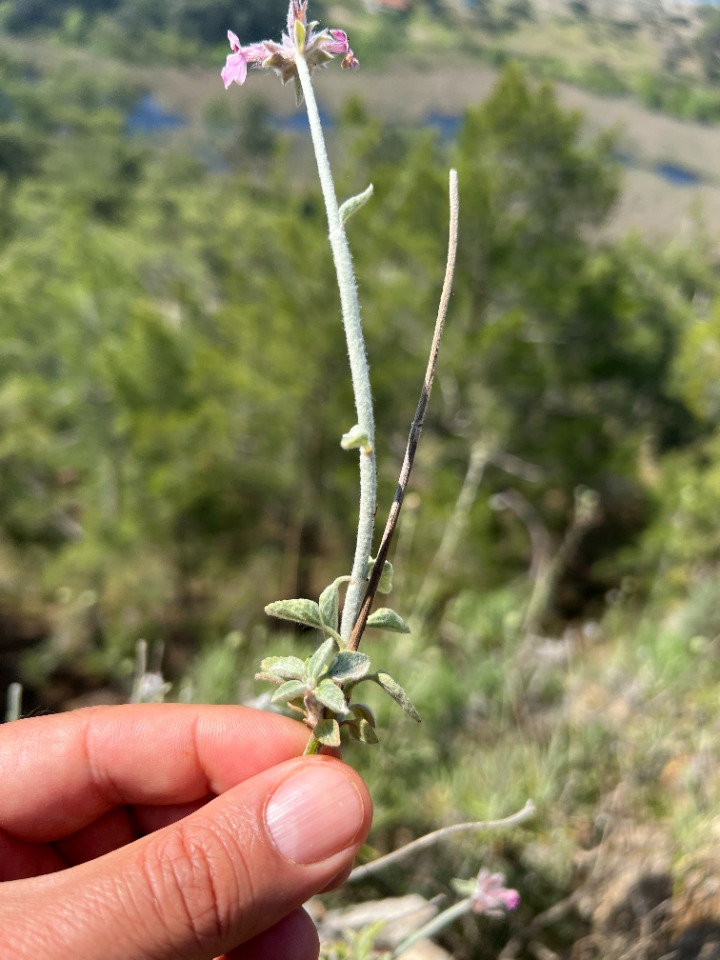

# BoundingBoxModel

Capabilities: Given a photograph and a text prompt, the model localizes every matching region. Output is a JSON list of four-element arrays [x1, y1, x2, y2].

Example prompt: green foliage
[[265, 599, 330, 633], [674, 300, 720, 422], [260, 579, 419, 749], [635, 71, 720, 123], [0, 49, 712, 714], [629, 246, 720, 591], [365, 609, 410, 634], [3, 22, 720, 955], [561, 60, 628, 97], [339, 65, 694, 619], [694, 8, 720, 84], [184, 630, 245, 704], [319, 921, 386, 960], [4, 0, 306, 47], [478, 42, 720, 127]]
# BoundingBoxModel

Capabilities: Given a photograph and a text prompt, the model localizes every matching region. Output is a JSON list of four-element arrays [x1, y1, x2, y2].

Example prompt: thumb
[[2, 756, 372, 960]]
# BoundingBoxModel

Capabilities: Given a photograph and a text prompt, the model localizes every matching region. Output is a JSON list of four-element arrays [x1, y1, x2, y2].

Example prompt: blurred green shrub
[[0, 54, 710, 697]]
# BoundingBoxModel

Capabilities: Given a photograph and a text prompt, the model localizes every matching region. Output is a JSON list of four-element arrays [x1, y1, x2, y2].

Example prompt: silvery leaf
[[339, 183, 374, 224], [328, 651, 371, 682], [259, 655, 306, 681], [319, 580, 341, 633], [314, 718, 341, 747], [373, 672, 421, 722], [306, 637, 339, 683], [265, 598, 323, 630], [314, 679, 347, 714], [366, 608, 410, 634], [347, 719, 379, 745], [271, 679, 308, 704], [350, 702, 377, 727]]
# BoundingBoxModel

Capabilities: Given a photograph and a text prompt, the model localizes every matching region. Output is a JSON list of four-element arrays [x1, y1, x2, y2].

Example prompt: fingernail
[[265, 762, 365, 864]]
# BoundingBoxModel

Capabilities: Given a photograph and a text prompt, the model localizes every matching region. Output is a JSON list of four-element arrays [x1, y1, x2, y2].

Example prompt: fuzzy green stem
[[390, 899, 472, 959], [295, 53, 376, 643], [5, 682, 22, 723]]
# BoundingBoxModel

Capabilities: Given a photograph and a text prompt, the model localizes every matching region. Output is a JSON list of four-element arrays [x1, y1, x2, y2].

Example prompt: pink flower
[[222, 1, 358, 92], [471, 869, 520, 917], [221, 31, 267, 89], [327, 29, 360, 70]]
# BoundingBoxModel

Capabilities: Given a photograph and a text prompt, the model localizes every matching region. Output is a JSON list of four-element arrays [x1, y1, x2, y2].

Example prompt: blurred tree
[[569, 0, 590, 18], [342, 65, 695, 618], [694, 8, 720, 84], [3, 0, 322, 44], [0, 55, 707, 672]]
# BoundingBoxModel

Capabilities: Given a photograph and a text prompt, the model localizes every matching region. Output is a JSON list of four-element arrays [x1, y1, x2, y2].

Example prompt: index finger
[[0, 704, 309, 842]]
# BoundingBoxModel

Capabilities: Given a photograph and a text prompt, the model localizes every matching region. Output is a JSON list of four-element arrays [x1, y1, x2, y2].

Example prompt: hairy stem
[[5, 683, 22, 723], [295, 53, 376, 643], [390, 899, 472, 959], [348, 800, 535, 882], [348, 169, 459, 652], [303, 735, 322, 756]]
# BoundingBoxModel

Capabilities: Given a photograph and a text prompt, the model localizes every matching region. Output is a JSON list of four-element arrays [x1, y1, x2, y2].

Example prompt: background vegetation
[[3, 2, 720, 958]]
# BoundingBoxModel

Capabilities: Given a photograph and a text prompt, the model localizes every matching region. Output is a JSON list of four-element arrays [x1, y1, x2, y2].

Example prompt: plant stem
[[390, 899, 472, 959], [348, 800, 535, 883], [295, 53, 376, 644], [5, 682, 22, 723], [348, 170, 459, 653]]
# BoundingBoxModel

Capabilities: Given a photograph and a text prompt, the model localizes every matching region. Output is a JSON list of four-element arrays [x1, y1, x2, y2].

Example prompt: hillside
[[7, 0, 720, 244], [6, 23, 720, 245]]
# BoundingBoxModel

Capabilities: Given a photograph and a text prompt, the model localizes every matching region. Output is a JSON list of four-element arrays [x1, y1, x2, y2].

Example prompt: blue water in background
[[126, 97, 708, 187], [654, 162, 701, 186], [127, 95, 186, 134], [270, 107, 334, 132]]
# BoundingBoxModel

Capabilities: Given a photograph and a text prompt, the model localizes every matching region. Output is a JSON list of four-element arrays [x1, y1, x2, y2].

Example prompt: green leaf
[[347, 719, 379, 745], [373, 672, 421, 722], [451, 878, 477, 898], [350, 702, 377, 727], [294, 16, 306, 52], [347, 921, 387, 957], [271, 679, 308, 704], [314, 718, 341, 747], [366, 608, 410, 634], [319, 581, 340, 633], [378, 560, 394, 595], [340, 424, 372, 453], [258, 655, 306, 681], [255, 672, 283, 684], [339, 184, 374, 224], [328, 651, 371, 683], [265, 599, 323, 630], [306, 637, 339, 683], [367, 558, 394, 595], [314, 679, 347, 714]]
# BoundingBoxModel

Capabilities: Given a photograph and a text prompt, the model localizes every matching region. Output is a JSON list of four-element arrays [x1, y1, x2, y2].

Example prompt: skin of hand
[[0, 703, 373, 960]]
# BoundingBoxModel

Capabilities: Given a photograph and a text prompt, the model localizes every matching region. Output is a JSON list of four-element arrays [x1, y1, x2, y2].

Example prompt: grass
[[65, 569, 709, 960], [500, 17, 659, 78], [316, 569, 720, 944], [175, 562, 720, 841]]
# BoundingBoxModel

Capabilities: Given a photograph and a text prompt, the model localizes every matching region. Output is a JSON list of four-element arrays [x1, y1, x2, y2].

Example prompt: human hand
[[0, 703, 372, 960]]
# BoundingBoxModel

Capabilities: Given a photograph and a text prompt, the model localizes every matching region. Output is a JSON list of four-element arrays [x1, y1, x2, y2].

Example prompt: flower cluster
[[222, 0, 358, 91], [470, 869, 521, 917]]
